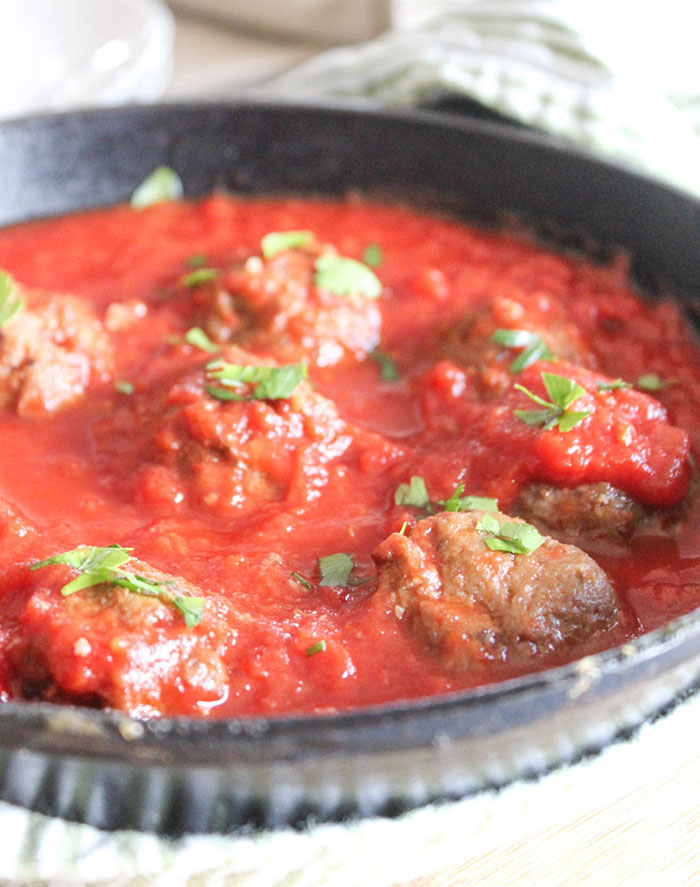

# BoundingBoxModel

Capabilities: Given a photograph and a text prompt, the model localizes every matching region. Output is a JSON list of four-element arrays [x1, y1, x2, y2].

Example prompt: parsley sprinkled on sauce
[[181, 267, 217, 288], [314, 254, 382, 299], [394, 477, 498, 516], [186, 253, 208, 268], [492, 329, 554, 373], [291, 571, 313, 590], [0, 271, 24, 327], [597, 378, 632, 391], [131, 166, 183, 209], [394, 476, 432, 510], [306, 640, 327, 656], [114, 380, 134, 395], [441, 483, 498, 514], [318, 553, 355, 587], [637, 373, 677, 392], [184, 327, 219, 353], [476, 514, 545, 555], [206, 361, 307, 401], [261, 230, 314, 258], [515, 372, 591, 432], [371, 348, 400, 381], [399, 521, 408, 536], [30, 545, 204, 627], [362, 242, 383, 268]]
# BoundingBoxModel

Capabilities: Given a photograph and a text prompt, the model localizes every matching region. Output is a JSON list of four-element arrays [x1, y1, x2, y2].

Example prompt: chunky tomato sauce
[[0, 194, 699, 718]]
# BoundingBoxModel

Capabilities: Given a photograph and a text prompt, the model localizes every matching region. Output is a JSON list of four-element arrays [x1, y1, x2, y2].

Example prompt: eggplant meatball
[[191, 239, 382, 366], [373, 510, 617, 669], [0, 284, 112, 416]]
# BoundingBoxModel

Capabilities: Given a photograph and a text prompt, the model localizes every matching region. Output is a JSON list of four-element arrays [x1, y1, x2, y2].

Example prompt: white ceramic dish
[[0, 0, 173, 120]]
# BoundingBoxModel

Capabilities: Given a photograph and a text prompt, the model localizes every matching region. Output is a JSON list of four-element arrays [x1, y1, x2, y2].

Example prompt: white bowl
[[0, 0, 174, 120]]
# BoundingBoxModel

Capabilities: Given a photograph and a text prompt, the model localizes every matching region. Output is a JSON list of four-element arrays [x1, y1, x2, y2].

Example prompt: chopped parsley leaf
[[395, 477, 497, 516], [637, 373, 677, 392], [0, 271, 24, 327], [318, 552, 355, 587], [394, 476, 432, 510], [597, 378, 632, 391], [314, 254, 382, 299], [476, 515, 545, 555], [131, 166, 183, 209], [261, 230, 314, 258], [515, 371, 591, 432], [362, 242, 383, 267], [291, 571, 313, 590], [186, 253, 208, 268], [206, 361, 307, 401], [184, 327, 219, 353], [306, 640, 327, 656], [371, 348, 400, 381], [492, 328, 554, 373], [30, 544, 204, 627], [441, 483, 498, 514], [181, 267, 217, 288], [114, 380, 134, 395]]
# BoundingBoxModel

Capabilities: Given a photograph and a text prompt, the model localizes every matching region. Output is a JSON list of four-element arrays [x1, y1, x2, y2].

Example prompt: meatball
[[11, 557, 231, 717], [191, 241, 381, 366], [0, 287, 112, 416], [373, 511, 617, 669], [95, 347, 353, 515], [516, 482, 648, 541], [443, 293, 595, 395]]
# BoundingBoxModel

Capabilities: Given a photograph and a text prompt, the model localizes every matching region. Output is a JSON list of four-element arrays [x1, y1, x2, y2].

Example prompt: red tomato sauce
[[0, 194, 699, 718]]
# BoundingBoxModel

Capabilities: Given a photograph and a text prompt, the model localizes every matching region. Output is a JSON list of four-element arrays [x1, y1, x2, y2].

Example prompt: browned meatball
[[443, 293, 595, 395], [373, 511, 617, 669], [516, 482, 647, 541], [0, 288, 112, 416], [93, 347, 353, 515], [11, 557, 233, 717], [192, 243, 381, 366]]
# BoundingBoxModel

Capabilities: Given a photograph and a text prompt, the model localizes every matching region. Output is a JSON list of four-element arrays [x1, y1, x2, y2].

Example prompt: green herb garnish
[[399, 521, 408, 536], [261, 230, 314, 259], [306, 640, 326, 656], [30, 545, 204, 627], [187, 253, 207, 268], [476, 514, 545, 555], [371, 348, 400, 381], [130, 166, 183, 209], [0, 271, 24, 327], [440, 483, 498, 514], [597, 378, 632, 391], [394, 476, 497, 516], [314, 254, 382, 299], [291, 571, 313, 590], [637, 373, 677, 392], [492, 328, 554, 373], [362, 242, 383, 268], [114, 380, 134, 395], [318, 553, 355, 587], [514, 371, 591, 432], [394, 476, 432, 510], [181, 268, 217, 288], [206, 360, 307, 401], [184, 327, 219, 353]]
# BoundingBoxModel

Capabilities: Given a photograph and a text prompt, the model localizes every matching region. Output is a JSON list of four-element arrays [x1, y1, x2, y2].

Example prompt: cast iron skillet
[[1, 101, 700, 836]]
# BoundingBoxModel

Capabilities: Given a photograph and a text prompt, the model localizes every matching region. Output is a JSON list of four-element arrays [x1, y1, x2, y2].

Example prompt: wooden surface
[[394, 705, 700, 887]]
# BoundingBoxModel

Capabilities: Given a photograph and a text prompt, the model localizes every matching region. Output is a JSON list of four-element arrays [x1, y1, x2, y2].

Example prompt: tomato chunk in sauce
[[0, 194, 699, 719]]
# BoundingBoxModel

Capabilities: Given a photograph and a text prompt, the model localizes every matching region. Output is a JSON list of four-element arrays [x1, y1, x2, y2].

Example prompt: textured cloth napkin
[[264, 0, 700, 197]]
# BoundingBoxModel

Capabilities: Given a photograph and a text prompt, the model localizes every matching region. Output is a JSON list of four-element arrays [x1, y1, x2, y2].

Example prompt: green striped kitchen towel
[[264, 0, 700, 197]]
